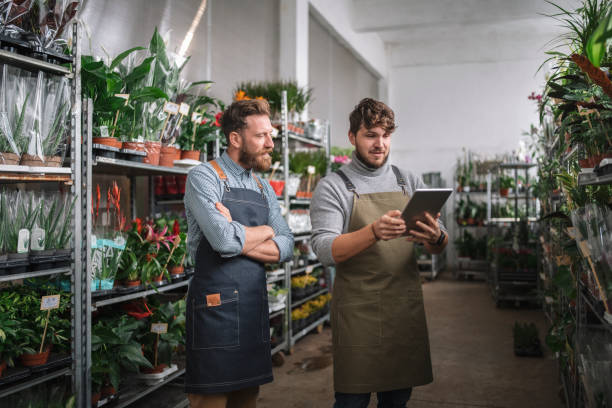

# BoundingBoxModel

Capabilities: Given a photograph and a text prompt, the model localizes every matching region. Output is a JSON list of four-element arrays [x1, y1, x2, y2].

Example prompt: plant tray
[[119, 149, 146, 163], [117, 284, 144, 294], [4, 256, 29, 274], [93, 144, 120, 159], [91, 287, 118, 298], [170, 273, 187, 282], [137, 364, 178, 385], [96, 392, 119, 408], [30, 353, 71, 373], [0, 366, 31, 385]]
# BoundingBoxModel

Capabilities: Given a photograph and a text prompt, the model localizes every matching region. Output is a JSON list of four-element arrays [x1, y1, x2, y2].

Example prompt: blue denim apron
[[185, 160, 272, 394]]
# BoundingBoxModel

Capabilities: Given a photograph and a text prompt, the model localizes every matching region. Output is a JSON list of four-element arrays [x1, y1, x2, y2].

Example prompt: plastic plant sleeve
[[36, 0, 80, 50], [0, 65, 20, 163], [40, 74, 69, 160], [0, 0, 33, 35], [22, 70, 44, 163]]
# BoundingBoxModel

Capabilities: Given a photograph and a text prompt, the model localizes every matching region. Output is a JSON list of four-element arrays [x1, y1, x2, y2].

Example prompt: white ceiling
[[350, 0, 579, 67]]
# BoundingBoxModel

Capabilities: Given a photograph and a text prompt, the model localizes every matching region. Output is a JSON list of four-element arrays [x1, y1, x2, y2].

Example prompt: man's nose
[[264, 134, 274, 148]]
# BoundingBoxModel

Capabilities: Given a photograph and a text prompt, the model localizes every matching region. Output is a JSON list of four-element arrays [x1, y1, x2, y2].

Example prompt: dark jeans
[[334, 388, 413, 408]]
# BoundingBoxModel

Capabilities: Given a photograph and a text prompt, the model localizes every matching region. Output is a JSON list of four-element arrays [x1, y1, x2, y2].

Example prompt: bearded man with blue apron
[[184, 99, 293, 408], [311, 98, 448, 408]]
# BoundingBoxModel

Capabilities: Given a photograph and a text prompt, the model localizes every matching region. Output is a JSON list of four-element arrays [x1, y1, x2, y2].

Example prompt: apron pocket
[[381, 294, 427, 344], [192, 287, 239, 350], [336, 299, 382, 347]]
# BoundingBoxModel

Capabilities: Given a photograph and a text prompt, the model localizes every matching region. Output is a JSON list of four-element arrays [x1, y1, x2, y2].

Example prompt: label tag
[[31, 227, 45, 251], [206, 293, 221, 307], [41, 294, 61, 310], [191, 112, 202, 123], [307, 165, 316, 175], [99, 126, 109, 138], [17, 229, 30, 253], [305, 265, 314, 274], [151, 323, 168, 334], [179, 102, 190, 116], [272, 161, 280, 171], [163, 102, 180, 115], [267, 284, 274, 291], [115, 94, 130, 105], [578, 240, 591, 258]]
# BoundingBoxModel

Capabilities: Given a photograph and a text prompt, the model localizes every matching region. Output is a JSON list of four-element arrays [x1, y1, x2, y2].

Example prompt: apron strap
[[252, 173, 266, 198], [335, 170, 360, 199], [391, 165, 408, 195], [209, 160, 231, 192]]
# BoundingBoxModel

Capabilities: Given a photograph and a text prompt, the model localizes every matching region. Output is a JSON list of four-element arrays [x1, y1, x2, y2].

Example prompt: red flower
[[133, 218, 143, 234], [214, 112, 222, 127], [200, 118, 208, 125], [172, 219, 180, 235]]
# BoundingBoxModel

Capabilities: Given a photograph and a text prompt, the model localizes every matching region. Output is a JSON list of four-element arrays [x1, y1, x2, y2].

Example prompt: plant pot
[[44, 155, 62, 167], [181, 149, 200, 161], [159, 145, 181, 167], [122, 141, 145, 152], [100, 279, 115, 290], [170, 265, 184, 276], [19, 347, 51, 367], [143, 141, 161, 165], [154, 176, 165, 196], [92, 137, 122, 149], [499, 188, 509, 197], [8, 252, 28, 261], [0, 360, 6, 377], [269, 180, 285, 197], [91, 279, 100, 292], [101, 385, 117, 398], [91, 392, 101, 407], [164, 176, 178, 195], [176, 175, 187, 194], [0, 152, 19, 165], [124, 279, 141, 287], [20, 153, 44, 166], [153, 272, 165, 283], [141, 363, 167, 374]]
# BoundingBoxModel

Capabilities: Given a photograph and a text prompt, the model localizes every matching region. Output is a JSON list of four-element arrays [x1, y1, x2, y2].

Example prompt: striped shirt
[[184, 152, 294, 262]]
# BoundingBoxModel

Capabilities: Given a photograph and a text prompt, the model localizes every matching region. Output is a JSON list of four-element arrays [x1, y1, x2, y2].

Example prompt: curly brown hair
[[220, 99, 271, 139], [349, 98, 396, 135]]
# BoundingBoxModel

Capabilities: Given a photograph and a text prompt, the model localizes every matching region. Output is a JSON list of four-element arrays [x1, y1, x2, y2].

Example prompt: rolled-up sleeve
[[184, 166, 246, 257], [310, 178, 346, 266], [263, 182, 294, 262]]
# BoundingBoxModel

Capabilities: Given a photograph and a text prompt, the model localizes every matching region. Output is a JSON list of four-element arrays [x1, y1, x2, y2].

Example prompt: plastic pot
[[92, 137, 122, 149], [153, 272, 165, 283], [124, 279, 141, 287], [101, 385, 117, 398], [499, 188, 509, 197], [170, 265, 184, 276], [91, 392, 101, 407], [181, 149, 200, 161], [154, 176, 165, 196], [176, 175, 187, 194], [141, 363, 167, 374], [122, 141, 145, 152], [143, 141, 161, 165], [20, 154, 45, 166], [164, 176, 178, 195], [159, 145, 181, 167], [100, 279, 114, 290], [0, 152, 19, 165], [19, 347, 51, 367], [44, 156, 62, 167]]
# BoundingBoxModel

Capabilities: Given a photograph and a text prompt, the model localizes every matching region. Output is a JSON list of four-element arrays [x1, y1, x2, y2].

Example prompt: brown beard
[[355, 148, 389, 169], [239, 146, 272, 171]]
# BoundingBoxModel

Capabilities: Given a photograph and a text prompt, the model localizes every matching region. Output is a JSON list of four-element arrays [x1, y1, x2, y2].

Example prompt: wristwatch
[[431, 230, 446, 246]]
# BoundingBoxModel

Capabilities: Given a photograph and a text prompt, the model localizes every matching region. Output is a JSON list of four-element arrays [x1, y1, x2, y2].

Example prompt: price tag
[[307, 165, 316, 175], [179, 103, 190, 116], [115, 93, 130, 105], [99, 126, 109, 138], [305, 265, 314, 274], [191, 112, 202, 123], [30, 227, 45, 251], [17, 229, 30, 253], [163, 102, 180, 115], [41, 294, 61, 310], [272, 161, 280, 171], [151, 323, 168, 334], [267, 284, 274, 291]]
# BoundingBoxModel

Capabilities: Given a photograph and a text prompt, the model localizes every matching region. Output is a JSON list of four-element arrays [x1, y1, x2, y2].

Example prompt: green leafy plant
[[136, 299, 186, 367], [233, 80, 312, 117]]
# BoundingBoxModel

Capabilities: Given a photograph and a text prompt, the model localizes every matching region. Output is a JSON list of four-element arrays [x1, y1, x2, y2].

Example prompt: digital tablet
[[401, 188, 453, 234]]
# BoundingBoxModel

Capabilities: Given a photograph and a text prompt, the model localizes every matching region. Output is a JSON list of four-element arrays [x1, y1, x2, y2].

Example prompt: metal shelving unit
[[92, 279, 192, 309], [0, 24, 83, 406]]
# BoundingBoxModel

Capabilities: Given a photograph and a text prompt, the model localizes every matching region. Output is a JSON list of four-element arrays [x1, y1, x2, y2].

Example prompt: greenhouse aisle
[[257, 274, 559, 408]]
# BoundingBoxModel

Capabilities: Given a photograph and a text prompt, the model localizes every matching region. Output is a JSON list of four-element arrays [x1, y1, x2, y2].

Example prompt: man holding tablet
[[311, 98, 448, 408]]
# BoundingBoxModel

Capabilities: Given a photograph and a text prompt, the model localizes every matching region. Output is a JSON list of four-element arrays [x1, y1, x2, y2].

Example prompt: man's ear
[[348, 131, 356, 146], [228, 131, 242, 149]]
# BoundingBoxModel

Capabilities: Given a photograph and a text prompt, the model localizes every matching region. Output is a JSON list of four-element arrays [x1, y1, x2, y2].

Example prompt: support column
[[280, 0, 309, 118]]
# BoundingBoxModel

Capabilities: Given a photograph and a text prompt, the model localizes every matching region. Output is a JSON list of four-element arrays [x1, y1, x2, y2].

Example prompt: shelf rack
[[0, 24, 83, 407]]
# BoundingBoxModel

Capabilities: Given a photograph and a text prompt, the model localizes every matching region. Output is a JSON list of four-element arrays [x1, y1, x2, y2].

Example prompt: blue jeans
[[334, 388, 413, 408]]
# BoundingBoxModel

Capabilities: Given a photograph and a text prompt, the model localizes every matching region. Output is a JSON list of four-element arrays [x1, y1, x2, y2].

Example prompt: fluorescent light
[[178, 0, 208, 57]]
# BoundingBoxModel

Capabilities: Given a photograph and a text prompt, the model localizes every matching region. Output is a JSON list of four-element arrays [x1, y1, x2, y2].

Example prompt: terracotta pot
[[101, 385, 117, 398], [20, 154, 45, 166], [122, 141, 145, 152], [0, 152, 19, 165], [170, 265, 184, 276], [159, 145, 180, 167], [499, 188, 509, 197], [153, 272, 165, 282], [176, 175, 187, 194], [141, 363, 167, 374], [44, 156, 62, 167], [19, 347, 51, 367], [93, 137, 122, 149], [143, 141, 161, 165], [0, 360, 6, 377], [181, 149, 200, 161], [579, 158, 591, 168], [124, 279, 141, 287], [91, 392, 101, 407]]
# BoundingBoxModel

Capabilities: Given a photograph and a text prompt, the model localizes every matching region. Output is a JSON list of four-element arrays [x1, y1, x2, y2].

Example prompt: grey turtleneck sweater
[[310, 152, 445, 266]]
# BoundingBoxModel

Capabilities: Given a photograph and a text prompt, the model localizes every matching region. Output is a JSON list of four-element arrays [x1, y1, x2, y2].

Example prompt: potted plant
[[167, 232, 187, 278], [91, 315, 153, 399], [499, 175, 513, 197], [176, 95, 224, 161]]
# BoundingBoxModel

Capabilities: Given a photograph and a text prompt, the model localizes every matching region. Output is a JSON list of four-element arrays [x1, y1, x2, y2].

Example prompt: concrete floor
[[257, 273, 562, 408]]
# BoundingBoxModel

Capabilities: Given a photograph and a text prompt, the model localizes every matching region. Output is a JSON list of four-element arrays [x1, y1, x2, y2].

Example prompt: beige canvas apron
[[332, 169, 433, 394]]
